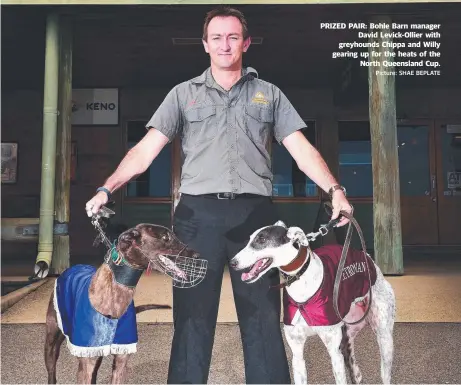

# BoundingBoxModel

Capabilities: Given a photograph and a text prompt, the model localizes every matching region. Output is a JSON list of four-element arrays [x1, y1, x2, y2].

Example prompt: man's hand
[[330, 190, 353, 227], [85, 191, 109, 217]]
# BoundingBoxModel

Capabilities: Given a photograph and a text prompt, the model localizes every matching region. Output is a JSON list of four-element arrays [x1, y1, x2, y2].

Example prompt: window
[[338, 121, 431, 197], [271, 122, 318, 198], [125, 121, 172, 198], [338, 122, 373, 197]]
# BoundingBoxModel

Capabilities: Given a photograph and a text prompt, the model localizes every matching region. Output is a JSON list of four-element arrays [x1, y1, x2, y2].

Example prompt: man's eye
[[162, 234, 170, 242]]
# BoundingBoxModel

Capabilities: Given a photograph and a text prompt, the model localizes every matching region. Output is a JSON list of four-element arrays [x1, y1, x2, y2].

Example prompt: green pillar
[[35, 12, 60, 278]]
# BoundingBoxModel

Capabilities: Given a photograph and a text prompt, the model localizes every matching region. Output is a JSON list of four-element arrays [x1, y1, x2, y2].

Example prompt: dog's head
[[229, 220, 310, 283], [117, 223, 199, 279]]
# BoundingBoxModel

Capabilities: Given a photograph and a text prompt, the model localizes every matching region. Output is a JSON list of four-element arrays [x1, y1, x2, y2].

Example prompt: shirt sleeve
[[145, 86, 182, 142], [272, 86, 306, 144]]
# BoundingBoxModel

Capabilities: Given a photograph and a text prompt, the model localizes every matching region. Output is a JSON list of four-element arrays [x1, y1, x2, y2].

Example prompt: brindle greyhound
[[44, 223, 200, 384]]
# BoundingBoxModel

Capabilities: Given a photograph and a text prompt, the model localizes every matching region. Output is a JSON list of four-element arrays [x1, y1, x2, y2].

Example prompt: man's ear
[[202, 38, 209, 53], [243, 36, 251, 52]]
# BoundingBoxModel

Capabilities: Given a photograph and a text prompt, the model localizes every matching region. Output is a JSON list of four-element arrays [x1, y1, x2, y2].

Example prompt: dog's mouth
[[155, 254, 187, 279], [241, 258, 273, 283], [149, 253, 208, 288]]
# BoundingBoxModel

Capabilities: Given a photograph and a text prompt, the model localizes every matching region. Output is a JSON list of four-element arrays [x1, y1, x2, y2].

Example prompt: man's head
[[202, 7, 251, 71]]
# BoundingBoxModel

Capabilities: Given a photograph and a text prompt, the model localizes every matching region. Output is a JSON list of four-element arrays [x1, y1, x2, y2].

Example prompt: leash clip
[[319, 224, 329, 236], [91, 205, 116, 251]]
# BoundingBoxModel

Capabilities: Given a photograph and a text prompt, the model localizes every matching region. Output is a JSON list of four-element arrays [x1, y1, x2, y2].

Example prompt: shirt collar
[[191, 66, 258, 87]]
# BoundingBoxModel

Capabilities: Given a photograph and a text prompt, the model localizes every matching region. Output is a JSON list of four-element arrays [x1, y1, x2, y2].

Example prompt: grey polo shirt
[[146, 67, 306, 196]]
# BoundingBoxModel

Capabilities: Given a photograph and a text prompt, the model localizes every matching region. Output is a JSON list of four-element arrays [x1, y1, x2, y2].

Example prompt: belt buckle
[[217, 192, 235, 199]]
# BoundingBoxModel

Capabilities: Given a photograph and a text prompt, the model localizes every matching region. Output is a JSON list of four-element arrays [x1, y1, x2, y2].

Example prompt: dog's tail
[[135, 304, 171, 313]]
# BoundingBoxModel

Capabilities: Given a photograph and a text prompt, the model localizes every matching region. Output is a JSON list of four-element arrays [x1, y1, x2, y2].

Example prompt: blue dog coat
[[54, 264, 138, 357]]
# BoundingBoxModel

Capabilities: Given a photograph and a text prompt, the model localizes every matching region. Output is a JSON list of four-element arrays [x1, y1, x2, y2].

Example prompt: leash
[[323, 202, 374, 325], [91, 204, 116, 250], [275, 202, 373, 325]]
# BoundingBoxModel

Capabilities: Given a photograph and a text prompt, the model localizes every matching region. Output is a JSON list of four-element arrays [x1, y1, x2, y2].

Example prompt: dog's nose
[[229, 259, 238, 269]]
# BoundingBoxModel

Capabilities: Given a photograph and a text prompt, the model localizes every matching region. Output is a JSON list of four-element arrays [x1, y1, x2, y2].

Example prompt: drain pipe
[[34, 12, 60, 279]]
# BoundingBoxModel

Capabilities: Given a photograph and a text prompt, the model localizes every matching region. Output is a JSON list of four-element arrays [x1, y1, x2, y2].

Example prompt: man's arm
[[282, 130, 352, 226], [103, 128, 169, 192], [85, 128, 169, 216]]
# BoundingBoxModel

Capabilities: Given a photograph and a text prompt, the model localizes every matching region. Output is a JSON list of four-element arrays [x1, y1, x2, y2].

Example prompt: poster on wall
[[447, 171, 461, 189], [1, 142, 18, 184], [71, 88, 119, 125]]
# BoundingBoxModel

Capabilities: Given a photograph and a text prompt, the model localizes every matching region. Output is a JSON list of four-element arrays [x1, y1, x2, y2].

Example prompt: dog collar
[[106, 246, 144, 288], [272, 246, 311, 290], [280, 245, 309, 273]]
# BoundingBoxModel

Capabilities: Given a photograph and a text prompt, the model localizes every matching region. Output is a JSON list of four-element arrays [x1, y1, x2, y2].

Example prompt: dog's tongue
[[159, 255, 187, 279], [242, 259, 266, 281]]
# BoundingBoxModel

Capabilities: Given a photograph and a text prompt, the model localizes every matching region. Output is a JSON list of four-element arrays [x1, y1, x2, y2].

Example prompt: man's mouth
[[241, 258, 273, 283]]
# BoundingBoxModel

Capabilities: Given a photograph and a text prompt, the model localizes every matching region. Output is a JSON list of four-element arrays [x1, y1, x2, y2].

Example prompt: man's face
[[203, 16, 251, 70]]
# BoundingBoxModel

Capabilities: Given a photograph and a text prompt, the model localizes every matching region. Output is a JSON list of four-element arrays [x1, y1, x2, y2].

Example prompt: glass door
[[436, 122, 461, 244]]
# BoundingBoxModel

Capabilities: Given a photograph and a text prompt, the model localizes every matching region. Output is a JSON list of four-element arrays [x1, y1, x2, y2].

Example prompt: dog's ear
[[287, 227, 309, 246], [274, 220, 287, 228], [118, 228, 142, 251]]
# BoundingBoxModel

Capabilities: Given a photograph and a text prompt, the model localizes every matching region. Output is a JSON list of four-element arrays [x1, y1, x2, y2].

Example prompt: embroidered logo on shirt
[[251, 92, 269, 105]]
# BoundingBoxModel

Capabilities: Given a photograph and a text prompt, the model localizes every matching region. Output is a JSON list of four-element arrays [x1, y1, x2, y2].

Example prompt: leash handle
[[324, 202, 374, 326]]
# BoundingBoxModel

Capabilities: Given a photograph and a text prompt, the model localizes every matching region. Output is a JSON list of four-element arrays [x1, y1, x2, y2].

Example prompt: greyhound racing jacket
[[283, 244, 377, 327], [54, 264, 138, 357]]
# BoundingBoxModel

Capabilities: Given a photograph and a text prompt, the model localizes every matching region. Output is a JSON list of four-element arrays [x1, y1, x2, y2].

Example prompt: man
[[86, 7, 352, 384]]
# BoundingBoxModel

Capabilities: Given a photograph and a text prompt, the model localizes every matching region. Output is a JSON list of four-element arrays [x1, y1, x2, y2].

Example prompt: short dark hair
[[202, 6, 249, 41]]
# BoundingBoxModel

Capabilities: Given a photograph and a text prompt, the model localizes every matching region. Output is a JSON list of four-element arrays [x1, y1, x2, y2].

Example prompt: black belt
[[191, 192, 264, 200]]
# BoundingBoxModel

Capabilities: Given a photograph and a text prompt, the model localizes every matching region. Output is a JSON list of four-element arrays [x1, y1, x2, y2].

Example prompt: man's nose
[[220, 38, 231, 50]]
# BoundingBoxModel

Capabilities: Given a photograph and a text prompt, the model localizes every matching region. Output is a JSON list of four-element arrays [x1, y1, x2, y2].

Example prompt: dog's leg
[[284, 322, 310, 384], [317, 327, 348, 384], [77, 358, 100, 384], [110, 354, 129, 384], [367, 279, 396, 384], [44, 293, 65, 384], [90, 357, 103, 384], [340, 324, 365, 384]]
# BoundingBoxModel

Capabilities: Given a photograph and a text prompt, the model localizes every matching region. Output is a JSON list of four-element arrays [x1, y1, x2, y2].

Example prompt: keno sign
[[71, 88, 119, 125]]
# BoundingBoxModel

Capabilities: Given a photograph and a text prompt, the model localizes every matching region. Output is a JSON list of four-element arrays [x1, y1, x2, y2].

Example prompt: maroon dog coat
[[283, 244, 377, 327]]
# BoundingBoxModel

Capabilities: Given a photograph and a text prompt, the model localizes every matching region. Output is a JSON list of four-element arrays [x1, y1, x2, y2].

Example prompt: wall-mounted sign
[[447, 171, 461, 189], [1, 142, 18, 184], [71, 88, 119, 125], [447, 125, 461, 134]]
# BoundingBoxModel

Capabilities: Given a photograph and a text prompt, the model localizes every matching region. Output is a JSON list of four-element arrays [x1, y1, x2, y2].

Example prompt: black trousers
[[167, 194, 291, 384]]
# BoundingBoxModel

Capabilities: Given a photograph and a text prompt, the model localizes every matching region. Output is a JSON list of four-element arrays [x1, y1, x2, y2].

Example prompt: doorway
[[435, 121, 461, 245]]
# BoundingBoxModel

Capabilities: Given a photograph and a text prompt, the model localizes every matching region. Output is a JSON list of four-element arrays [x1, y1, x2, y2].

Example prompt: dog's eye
[[258, 236, 266, 242]]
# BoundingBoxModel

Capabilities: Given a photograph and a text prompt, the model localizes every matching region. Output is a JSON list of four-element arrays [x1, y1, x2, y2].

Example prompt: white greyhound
[[230, 221, 396, 384]]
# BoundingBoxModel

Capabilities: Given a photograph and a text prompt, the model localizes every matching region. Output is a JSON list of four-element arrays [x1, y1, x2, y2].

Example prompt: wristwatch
[[96, 187, 112, 201], [328, 184, 346, 199]]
